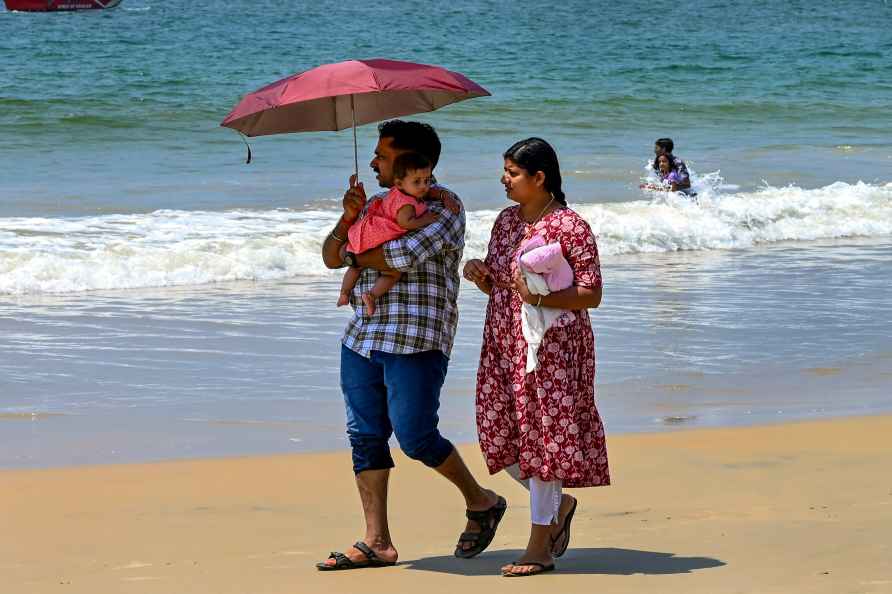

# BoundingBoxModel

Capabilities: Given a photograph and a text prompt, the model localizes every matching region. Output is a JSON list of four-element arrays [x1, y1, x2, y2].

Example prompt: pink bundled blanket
[[517, 236, 574, 373], [518, 236, 573, 292]]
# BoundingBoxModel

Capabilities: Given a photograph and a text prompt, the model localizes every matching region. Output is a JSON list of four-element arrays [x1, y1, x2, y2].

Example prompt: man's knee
[[396, 430, 453, 468]]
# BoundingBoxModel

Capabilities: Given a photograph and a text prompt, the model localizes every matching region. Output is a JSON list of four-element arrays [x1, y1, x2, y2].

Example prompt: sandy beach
[[3, 414, 891, 594]]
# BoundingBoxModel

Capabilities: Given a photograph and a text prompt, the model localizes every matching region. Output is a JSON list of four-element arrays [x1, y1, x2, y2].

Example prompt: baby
[[338, 151, 458, 315]]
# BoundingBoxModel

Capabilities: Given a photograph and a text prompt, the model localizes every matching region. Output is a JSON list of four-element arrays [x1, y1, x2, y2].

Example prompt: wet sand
[[3, 414, 891, 593], [4, 241, 892, 470]]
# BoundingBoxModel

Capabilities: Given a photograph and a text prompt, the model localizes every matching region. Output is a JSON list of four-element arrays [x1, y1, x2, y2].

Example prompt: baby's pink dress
[[347, 187, 427, 254]]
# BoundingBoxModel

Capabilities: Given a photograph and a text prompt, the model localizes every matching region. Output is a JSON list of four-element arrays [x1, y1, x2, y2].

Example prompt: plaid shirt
[[342, 186, 465, 358]]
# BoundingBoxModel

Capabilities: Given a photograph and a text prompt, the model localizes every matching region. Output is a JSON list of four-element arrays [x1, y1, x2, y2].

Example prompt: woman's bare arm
[[513, 269, 601, 309]]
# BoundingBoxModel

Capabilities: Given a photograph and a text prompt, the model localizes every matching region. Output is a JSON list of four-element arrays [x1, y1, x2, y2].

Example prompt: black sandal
[[551, 497, 578, 558], [316, 541, 396, 571], [454, 495, 508, 559], [503, 561, 556, 577]]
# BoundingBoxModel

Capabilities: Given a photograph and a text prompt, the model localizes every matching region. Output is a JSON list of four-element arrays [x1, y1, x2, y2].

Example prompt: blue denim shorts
[[340, 344, 454, 474]]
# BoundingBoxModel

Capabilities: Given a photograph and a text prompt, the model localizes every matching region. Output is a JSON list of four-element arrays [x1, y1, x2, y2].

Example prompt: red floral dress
[[475, 206, 609, 488]]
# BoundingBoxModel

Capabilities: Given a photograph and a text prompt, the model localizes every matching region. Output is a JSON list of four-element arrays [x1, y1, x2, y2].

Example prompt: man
[[317, 120, 506, 570], [653, 137, 692, 192]]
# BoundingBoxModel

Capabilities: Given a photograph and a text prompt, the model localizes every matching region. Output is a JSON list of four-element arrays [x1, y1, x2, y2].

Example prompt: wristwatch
[[343, 251, 358, 268]]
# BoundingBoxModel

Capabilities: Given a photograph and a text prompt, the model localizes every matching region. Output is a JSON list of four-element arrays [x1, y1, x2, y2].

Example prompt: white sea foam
[[1, 181, 890, 294], [0, 209, 335, 294], [597, 179, 892, 255]]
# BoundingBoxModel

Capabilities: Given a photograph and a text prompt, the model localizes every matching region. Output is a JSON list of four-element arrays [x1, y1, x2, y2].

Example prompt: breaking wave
[[1, 181, 890, 294]]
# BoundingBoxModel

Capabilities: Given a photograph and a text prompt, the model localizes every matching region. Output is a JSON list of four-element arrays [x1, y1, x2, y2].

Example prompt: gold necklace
[[524, 196, 554, 227], [517, 196, 556, 251]]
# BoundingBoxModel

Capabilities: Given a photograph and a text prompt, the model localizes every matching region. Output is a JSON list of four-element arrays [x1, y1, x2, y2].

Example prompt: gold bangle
[[536, 295, 543, 307], [329, 230, 346, 243]]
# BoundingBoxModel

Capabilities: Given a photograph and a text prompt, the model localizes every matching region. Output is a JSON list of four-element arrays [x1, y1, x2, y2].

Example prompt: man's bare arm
[[322, 175, 366, 269], [355, 246, 394, 271], [323, 215, 355, 269], [333, 239, 395, 271]]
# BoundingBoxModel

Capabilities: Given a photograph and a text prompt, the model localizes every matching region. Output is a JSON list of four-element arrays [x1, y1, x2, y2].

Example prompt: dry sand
[[3, 415, 891, 594]]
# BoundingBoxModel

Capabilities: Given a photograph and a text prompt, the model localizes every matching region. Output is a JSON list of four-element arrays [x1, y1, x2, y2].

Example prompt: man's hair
[[392, 151, 432, 180], [655, 138, 674, 153], [378, 120, 441, 168]]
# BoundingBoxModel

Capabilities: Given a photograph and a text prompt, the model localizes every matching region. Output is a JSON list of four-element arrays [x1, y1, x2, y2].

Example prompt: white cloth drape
[[520, 270, 565, 373]]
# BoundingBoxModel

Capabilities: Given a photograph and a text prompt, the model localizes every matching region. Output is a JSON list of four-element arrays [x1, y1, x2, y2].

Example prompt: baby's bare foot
[[361, 293, 376, 316]]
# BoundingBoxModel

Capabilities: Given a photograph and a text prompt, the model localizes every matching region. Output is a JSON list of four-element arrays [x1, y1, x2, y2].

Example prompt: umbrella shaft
[[351, 95, 358, 181]]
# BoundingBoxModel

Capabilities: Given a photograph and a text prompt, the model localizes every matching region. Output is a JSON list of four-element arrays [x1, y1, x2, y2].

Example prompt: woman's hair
[[392, 151, 432, 181], [502, 137, 566, 205]]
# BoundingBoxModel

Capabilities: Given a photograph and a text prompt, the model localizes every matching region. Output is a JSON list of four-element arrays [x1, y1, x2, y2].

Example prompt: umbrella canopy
[[220, 59, 490, 172], [221, 58, 490, 136]]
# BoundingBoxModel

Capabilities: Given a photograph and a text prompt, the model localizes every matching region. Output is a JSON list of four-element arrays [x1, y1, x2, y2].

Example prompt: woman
[[463, 138, 609, 577]]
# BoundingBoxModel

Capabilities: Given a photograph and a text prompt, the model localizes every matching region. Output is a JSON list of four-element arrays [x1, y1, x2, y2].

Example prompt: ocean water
[[1, 0, 891, 467]]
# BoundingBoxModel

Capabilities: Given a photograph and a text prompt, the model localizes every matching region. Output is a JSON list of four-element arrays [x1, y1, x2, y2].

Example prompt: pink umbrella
[[221, 58, 490, 173]]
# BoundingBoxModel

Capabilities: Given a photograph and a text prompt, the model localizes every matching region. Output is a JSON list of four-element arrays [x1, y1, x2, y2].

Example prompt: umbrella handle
[[238, 132, 253, 165]]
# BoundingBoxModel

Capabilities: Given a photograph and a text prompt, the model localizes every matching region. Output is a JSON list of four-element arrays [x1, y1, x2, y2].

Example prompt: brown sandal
[[503, 561, 556, 577], [316, 541, 396, 571], [454, 495, 508, 558], [551, 497, 578, 557]]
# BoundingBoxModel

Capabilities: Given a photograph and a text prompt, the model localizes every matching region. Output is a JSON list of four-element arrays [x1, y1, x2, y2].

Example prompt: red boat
[[4, 0, 121, 10]]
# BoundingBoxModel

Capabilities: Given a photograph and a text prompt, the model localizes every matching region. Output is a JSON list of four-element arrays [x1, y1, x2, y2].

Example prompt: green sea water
[[2, 0, 891, 216], [2, 0, 892, 467]]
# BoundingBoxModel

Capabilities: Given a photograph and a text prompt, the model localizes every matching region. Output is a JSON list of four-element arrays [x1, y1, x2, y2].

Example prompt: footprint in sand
[[113, 563, 161, 582], [247, 551, 308, 559], [121, 576, 161, 582], [113, 561, 153, 570]]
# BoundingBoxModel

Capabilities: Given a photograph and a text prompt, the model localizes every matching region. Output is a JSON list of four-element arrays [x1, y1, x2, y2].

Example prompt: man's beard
[[374, 170, 393, 188]]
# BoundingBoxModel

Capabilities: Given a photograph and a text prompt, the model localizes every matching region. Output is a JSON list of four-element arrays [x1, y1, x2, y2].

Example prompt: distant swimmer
[[653, 153, 687, 192], [640, 137, 695, 195]]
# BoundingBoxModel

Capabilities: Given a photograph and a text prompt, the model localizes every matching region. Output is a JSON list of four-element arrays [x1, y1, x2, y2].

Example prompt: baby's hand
[[416, 211, 440, 226], [427, 187, 461, 214]]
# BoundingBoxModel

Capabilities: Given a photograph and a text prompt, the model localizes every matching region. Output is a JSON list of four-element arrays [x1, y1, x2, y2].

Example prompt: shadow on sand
[[404, 547, 725, 577]]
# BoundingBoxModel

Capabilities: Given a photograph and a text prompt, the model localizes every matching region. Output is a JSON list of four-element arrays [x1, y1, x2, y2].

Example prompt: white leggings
[[505, 464, 562, 526]]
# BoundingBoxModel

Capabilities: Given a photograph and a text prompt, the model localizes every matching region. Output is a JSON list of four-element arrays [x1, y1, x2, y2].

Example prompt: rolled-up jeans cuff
[[350, 442, 395, 474], [422, 438, 454, 469]]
